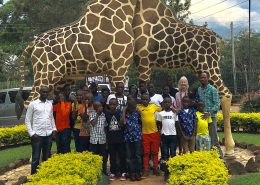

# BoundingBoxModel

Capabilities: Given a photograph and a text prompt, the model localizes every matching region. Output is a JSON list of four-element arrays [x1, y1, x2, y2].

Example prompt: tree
[[220, 29, 260, 93], [162, 0, 191, 22]]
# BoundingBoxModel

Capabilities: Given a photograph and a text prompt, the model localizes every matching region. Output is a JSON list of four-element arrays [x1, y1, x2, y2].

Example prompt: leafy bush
[[0, 125, 30, 145], [24, 152, 102, 185], [217, 113, 260, 133], [167, 150, 228, 185]]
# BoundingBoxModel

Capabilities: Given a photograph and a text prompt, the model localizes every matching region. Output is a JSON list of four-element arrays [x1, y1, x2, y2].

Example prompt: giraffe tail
[[19, 41, 35, 90], [16, 41, 35, 120]]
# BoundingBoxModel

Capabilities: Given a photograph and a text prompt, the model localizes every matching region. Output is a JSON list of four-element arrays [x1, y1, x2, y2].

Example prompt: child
[[196, 101, 212, 151], [53, 91, 72, 154], [105, 98, 126, 181], [137, 93, 161, 177], [71, 89, 83, 152], [178, 96, 197, 154], [89, 101, 107, 174], [122, 98, 142, 181], [157, 97, 178, 181], [79, 92, 94, 151]]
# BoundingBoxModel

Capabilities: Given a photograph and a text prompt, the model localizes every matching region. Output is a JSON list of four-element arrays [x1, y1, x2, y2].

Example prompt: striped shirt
[[89, 111, 107, 144]]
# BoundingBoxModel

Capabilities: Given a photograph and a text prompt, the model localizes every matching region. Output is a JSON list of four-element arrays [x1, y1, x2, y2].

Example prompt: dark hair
[[101, 87, 110, 93]]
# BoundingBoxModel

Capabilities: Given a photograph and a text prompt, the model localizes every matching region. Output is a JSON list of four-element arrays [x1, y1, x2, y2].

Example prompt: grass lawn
[[0, 141, 75, 171], [218, 132, 260, 146], [229, 173, 260, 185]]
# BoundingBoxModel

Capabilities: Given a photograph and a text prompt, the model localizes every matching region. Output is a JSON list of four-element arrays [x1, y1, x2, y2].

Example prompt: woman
[[175, 76, 189, 110]]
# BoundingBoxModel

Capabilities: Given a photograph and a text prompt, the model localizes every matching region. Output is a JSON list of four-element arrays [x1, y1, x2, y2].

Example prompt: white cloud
[[189, 0, 260, 31]]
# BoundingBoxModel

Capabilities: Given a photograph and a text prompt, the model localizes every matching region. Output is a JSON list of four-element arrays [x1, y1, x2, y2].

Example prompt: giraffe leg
[[193, 65, 235, 155]]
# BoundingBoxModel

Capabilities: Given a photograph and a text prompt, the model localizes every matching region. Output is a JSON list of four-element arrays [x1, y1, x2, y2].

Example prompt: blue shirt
[[93, 94, 103, 102], [124, 110, 142, 142], [197, 84, 220, 118], [178, 108, 197, 137]]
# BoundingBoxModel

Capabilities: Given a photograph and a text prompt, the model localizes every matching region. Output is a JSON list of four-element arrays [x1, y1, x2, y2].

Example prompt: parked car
[[0, 87, 32, 127]]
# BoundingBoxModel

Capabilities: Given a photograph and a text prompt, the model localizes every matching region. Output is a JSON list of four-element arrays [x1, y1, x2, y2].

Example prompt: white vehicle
[[0, 87, 32, 127]]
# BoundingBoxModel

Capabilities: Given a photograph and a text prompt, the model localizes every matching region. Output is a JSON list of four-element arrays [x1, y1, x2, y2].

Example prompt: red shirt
[[53, 102, 72, 131]]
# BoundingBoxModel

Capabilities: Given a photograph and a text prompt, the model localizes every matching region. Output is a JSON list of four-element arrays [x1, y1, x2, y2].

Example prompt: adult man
[[167, 77, 178, 98], [197, 72, 223, 158], [25, 86, 57, 174]]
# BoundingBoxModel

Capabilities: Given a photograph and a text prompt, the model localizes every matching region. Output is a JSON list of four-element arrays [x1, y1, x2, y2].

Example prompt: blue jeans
[[161, 135, 177, 160], [73, 128, 81, 152], [196, 135, 211, 151], [125, 141, 142, 174], [56, 128, 71, 154], [209, 117, 223, 158], [31, 135, 52, 174]]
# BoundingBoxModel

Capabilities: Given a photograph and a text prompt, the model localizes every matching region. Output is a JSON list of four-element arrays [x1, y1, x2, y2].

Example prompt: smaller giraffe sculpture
[[16, 0, 137, 118], [132, 0, 235, 154]]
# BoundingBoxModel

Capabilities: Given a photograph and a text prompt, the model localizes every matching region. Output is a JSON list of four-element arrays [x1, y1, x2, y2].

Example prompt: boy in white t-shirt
[[157, 97, 178, 181]]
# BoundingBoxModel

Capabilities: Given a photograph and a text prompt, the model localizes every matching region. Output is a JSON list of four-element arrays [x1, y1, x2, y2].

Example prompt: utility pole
[[230, 22, 237, 94]]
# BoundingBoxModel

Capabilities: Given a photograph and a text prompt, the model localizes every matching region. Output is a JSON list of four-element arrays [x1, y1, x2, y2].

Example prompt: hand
[[201, 112, 210, 120], [52, 131, 57, 140], [97, 106, 103, 115], [31, 134, 40, 141]]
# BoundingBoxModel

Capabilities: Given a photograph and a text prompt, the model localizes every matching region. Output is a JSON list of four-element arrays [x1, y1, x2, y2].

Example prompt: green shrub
[[0, 125, 30, 145], [24, 152, 102, 185], [240, 96, 260, 113], [167, 150, 229, 185], [217, 113, 260, 133]]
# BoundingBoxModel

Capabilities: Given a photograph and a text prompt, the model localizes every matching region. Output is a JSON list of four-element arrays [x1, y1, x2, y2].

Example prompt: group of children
[[53, 81, 213, 182]]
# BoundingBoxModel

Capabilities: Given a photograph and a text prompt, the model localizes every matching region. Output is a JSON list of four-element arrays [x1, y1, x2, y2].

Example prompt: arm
[[25, 102, 35, 137], [90, 113, 99, 126], [120, 107, 127, 126], [211, 88, 220, 113]]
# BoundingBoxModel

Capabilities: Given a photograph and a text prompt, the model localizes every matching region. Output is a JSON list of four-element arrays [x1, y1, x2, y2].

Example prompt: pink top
[[175, 91, 188, 110]]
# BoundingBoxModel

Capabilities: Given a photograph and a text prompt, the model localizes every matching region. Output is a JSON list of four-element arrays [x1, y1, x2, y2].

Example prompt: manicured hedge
[[217, 113, 260, 133], [0, 125, 30, 146], [167, 150, 229, 185], [24, 152, 102, 185]]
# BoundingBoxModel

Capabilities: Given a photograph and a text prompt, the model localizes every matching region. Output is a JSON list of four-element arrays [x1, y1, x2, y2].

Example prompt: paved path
[[0, 146, 255, 185]]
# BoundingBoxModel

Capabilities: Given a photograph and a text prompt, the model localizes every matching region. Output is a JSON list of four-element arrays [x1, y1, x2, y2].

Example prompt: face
[[82, 86, 89, 93], [141, 94, 150, 106], [163, 98, 172, 109], [163, 86, 170, 95], [39, 87, 49, 100], [182, 98, 190, 109], [148, 84, 155, 94], [116, 82, 124, 94], [180, 79, 188, 91], [93, 102, 102, 111], [76, 90, 83, 102], [197, 102, 205, 112], [130, 86, 137, 95], [199, 73, 208, 86], [58, 92, 65, 101], [101, 90, 110, 99], [109, 99, 118, 111], [139, 83, 147, 94]]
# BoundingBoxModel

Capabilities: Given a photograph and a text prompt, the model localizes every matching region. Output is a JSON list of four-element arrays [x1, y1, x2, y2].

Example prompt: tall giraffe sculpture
[[16, 0, 137, 116], [132, 0, 235, 154]]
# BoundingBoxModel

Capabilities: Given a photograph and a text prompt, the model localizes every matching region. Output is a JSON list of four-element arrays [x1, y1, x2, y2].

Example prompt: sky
[[2, 0, 259, 38], [189, 0, 260, 38]]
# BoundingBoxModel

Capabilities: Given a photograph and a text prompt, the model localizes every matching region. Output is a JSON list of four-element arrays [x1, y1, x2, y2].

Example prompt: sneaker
[[153, 168, 161, 176], [143, 169, 150, 178], [120, 173, 126, 181], [109, 174, 116, 181], [130, 173, 136, 181], [136, 173, 142, 181]]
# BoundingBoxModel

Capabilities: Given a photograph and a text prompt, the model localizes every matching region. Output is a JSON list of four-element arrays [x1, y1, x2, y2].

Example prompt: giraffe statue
[[132, 0, 235, 154], [16, 0, 137, 117]]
